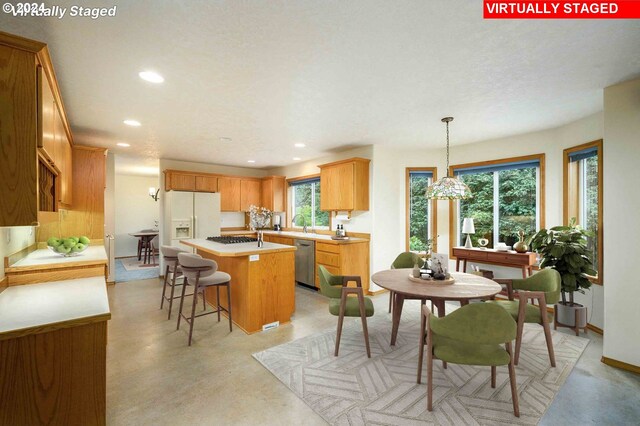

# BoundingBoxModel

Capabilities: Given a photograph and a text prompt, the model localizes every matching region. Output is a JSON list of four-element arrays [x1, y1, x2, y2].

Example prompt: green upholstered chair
[[488, 268, 561, 367], [417, 303, 519, 417], [318, 265, 374, 358], [389, 252, 425, 313]]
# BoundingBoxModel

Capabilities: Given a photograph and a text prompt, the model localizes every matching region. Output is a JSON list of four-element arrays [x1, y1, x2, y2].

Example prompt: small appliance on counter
[[273, 215, 282, 231]]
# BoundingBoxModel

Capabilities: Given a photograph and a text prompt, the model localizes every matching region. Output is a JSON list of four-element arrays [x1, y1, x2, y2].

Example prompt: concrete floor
[[106, 278, 640, 425]]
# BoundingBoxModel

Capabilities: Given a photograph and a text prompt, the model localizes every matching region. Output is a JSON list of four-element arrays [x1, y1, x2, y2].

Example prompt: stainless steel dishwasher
[[294, 239, 315, 286]]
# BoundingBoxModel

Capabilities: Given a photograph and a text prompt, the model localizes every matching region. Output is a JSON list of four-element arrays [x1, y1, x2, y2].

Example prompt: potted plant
[[528, 218, 596, 328]]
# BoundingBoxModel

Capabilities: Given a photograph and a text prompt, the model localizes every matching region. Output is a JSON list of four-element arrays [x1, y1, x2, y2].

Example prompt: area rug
[[119, 256, 159, 270], [115, 259, 159, 283], [253, 309, 589, 425]]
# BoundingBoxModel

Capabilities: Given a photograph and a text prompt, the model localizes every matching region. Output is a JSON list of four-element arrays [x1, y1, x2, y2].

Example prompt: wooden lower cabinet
[[262, 235, 294, 246], [315, 241, 371, 293], [0, 321, 107, 426]]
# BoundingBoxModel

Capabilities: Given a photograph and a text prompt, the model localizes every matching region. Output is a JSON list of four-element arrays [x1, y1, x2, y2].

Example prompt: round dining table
[[371, 269, 503, 345]]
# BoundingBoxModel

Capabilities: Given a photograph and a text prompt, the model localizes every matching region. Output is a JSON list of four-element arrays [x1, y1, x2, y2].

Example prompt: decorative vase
[[513, 229, 528, 253], [412, 262, 421, 278], [556, 302, 588, 328]]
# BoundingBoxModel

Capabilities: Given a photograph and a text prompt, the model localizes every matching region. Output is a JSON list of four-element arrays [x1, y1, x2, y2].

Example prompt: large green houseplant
[[528, 219, 596, 326]]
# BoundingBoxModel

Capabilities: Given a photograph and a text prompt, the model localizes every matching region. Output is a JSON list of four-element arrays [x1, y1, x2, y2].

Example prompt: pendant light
[[425, 117, 472, 200]]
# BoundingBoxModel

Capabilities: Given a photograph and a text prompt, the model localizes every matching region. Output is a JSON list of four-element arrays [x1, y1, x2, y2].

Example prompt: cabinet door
[[261, 177, 285, 212], [168, 172, 196, 191], [55, 104, 72, 206], [195, 175, 217, 192], [261, 179, 273, 210], [38, 66, 57, 165], [218, 177, 241, 211], [240, 179, 261, 211], [320, 163, 354, 211]]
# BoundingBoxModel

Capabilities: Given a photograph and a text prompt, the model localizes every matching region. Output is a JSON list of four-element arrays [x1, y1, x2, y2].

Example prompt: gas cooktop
[[206, 236, 258, 244]]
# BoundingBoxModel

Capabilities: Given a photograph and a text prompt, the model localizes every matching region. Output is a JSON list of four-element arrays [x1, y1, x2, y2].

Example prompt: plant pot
[[555, 302, 587, 327]]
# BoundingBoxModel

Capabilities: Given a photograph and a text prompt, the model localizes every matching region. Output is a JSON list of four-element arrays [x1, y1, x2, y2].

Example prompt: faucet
[[291, 214, 308, 233]]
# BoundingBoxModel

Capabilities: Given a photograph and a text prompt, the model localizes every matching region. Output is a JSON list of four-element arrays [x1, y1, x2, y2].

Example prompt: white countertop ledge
[[180, 238, 297, 256], [9, 245, 108, 269], [0, 276, 111, 340]]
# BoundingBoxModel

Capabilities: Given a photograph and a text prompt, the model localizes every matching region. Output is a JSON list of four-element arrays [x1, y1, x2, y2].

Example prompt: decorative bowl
[[408, 274, 455, 285], [48, 244, 89, 257]]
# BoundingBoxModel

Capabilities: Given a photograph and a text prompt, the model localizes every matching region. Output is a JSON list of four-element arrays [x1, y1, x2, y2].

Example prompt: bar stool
[[177, 253, 232, 345], [161, 246, 204, 320]]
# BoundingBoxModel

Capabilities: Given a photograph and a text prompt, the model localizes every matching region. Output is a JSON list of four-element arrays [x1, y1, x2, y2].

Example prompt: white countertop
[[0, 276, 111, 340], [9, 245, 108, 269], [221, 230, 368, 243], [180, 238, 297, 257]]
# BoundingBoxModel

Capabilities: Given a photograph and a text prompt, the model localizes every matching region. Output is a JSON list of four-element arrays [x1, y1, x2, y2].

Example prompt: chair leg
[[491, 366, 496, 388], [168, 270, 179, 320], [160, 265, 169, 309], [388, 290, 393, 313], [137, 240, 142, 261], [357, 292, 371, 358], [417, 309, 427, 384], [187, 283, 199, 346], [201, 288, 206, 311], [539, 298, 556, 367], [514, 299, 527, 366], [216, 286, 221, 322], [335, 291, 347, 356], [176, 277, 188, 330], [426, 328, 434, 412], [506, 342, 520, 417], [226, 282, 233, 332]]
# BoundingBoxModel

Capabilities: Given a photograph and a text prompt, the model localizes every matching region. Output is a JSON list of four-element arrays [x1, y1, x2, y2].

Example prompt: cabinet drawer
[[487, 252, 528, 265], [454, 248, 487, 261], [316, 242, 339, 254], [317, 251, 340, 267]]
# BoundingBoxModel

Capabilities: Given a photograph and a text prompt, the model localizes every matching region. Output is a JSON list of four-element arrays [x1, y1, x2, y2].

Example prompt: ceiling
[[2, 1, 639, 169]]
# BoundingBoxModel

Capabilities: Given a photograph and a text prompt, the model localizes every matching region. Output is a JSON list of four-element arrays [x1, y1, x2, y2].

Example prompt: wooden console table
[[452, 247, 537, 278]]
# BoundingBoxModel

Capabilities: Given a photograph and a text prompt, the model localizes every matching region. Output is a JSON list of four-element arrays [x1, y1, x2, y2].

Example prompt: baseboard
[[587, 323, 603, 335], [601, 356, 640, 374], [368, 288, 388, 296]]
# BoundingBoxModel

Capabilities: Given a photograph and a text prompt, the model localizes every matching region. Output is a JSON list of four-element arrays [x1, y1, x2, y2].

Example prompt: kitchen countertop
[[221, 230, 369, 244], [6, 245, 108, 272], [0, 276, 111, 341], [180, 238, 297, 257]]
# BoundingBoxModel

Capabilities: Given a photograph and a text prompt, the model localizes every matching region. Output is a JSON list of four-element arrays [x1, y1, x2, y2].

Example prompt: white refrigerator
[[168, 191, 221, 248]]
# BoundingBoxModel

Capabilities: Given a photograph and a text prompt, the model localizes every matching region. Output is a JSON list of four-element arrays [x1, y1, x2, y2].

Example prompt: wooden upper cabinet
[[195, 175, 217, 192], [55, 103, 72, 207], [218, 177, 241, 211], [37, 65, 57, 165], [261, 176, 286, 212], [165, 171, 196, 191], [240, 179, 261, 211], [319, 158, 370, 211]]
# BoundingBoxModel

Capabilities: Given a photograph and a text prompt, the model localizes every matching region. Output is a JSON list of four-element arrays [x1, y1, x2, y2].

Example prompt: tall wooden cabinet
[[0, 32, 74, 226], [319, 158, 370, 212], [240, 179, 261, 211], [261, 176, 286, 212]]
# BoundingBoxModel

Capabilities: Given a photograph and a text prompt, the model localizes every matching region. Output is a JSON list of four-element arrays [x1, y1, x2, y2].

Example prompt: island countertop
[[0, 276, 111, 341], [180, 238, 297, 257]]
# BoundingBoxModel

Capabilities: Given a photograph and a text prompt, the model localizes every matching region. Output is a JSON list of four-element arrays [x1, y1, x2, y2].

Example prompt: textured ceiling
[[2, 0, 639, 169]]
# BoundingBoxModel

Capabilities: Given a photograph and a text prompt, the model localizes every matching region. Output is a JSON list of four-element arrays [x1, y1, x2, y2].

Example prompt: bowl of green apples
[[47, 236, 91, 257]]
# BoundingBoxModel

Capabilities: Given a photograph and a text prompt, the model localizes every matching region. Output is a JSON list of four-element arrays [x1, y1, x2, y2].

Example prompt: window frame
[[405, 167, 438, 253], [286, 174, 331, 230], [448, 153, 546, 259], [563, 140, 603, 285]]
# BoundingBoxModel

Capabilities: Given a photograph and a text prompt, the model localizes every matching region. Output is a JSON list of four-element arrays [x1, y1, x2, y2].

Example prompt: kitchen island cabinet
[[180, 239, 296, 333]]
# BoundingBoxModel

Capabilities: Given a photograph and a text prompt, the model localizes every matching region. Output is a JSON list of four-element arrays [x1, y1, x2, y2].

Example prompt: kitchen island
[[180, 238, 297, 334]]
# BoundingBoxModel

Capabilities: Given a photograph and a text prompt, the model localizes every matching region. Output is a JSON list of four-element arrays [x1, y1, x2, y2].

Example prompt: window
[[406, 168, 437, 253], [289, 177, 329, 229], [564, 140, 603, 283], [451, 154, 545, 250]]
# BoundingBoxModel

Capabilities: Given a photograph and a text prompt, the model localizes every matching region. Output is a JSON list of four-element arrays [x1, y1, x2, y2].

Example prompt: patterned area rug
[[253, 308, 589, 425], [120, 256, 159, 270], [115, 259, 159, 283]]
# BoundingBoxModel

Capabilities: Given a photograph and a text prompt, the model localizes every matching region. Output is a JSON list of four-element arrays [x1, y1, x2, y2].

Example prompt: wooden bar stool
[[177, 253, 232, 345], [160, 245, 205, 320]]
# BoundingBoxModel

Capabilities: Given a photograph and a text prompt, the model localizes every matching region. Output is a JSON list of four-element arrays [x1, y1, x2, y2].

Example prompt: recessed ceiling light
[[123, 119, 141, 127], [247, 160, 256, 163], [294, 143, 306, 148], [138, 71, 164, 84], [219, 137, 232, 143], [117, 142, 130, 147], [293, 157, 301, 161]]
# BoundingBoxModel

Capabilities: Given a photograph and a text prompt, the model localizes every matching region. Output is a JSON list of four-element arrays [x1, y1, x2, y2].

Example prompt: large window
[[406, 168, 437, 253], [451, 154, 545, 250], [564, 140, 602, 283], [289, 177, 329, 229]]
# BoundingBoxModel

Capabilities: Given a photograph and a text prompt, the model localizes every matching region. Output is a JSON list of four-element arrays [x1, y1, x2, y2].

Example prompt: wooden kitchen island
[[180, 239, 297, 334]]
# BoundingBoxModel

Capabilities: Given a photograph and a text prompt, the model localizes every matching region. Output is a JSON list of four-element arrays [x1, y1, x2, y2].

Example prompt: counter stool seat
[[177, 253, 233, 346]]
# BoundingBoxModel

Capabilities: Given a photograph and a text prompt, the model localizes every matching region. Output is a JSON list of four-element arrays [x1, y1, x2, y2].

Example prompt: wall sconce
[[149, 187, 160, 202]]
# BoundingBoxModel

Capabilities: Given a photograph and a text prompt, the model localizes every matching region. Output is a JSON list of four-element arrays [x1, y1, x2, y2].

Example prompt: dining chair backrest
[[318, 265, 343, 299], [512, 268, 561, 305], [429, 303, 517, 345], [160, 245, 187, 260], [178, 253, 217, 281], [391, 252, 424, 269]]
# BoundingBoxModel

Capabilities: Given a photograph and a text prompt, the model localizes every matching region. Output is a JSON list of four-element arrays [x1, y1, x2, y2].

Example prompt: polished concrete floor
[[106, 278, 640, 425]]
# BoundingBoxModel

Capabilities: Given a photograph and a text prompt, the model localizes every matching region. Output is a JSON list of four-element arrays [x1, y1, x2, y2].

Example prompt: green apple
[[56, 244, 71, 254], [47, 237, 61, 247], [71, 243, 85, 252], [79, 236, 90, 245], [70, 237, 80, 243], [63, 238, 76, 249]]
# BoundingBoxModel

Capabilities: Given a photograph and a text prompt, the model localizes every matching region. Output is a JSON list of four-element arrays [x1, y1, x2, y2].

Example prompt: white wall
[[115, 174, 160, 257], [603, 78, 640, 367], [0, 226, 36, 280]]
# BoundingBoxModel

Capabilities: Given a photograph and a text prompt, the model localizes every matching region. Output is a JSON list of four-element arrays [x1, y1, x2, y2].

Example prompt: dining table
[[128, 231, 159, 265], [371, 269, 503, 345]]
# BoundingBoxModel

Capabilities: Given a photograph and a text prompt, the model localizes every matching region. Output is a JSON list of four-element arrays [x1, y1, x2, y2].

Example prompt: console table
[[452, 247, 537, 278]]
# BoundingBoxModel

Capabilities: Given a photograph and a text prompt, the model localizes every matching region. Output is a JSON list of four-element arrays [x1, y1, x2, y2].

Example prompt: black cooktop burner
[[207, 236, 258, 244]]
